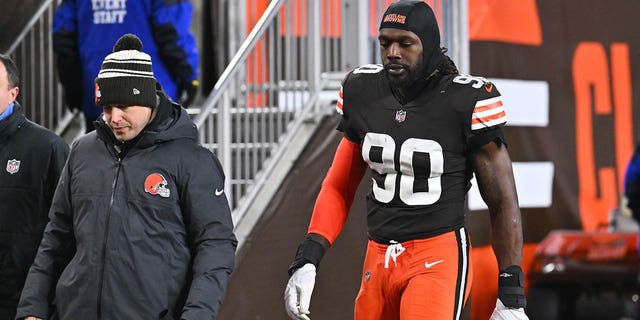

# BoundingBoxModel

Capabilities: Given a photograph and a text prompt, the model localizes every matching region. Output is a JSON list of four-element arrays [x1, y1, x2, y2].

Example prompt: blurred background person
[[0, 54, 69, 320], [624, 142, 640, 222], [52, 0, 200, 132]]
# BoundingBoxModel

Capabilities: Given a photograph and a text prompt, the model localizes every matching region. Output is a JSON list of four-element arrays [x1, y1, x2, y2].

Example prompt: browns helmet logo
[[144, 173, 170, 198]]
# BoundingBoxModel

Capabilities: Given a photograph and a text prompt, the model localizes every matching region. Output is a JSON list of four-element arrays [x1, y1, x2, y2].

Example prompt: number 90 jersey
[[336, 64, 506, 243]]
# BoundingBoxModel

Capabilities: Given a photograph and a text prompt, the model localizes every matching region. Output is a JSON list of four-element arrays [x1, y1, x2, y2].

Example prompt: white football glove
[[284, 263, 316, 320], [489, 298, 529, 320]]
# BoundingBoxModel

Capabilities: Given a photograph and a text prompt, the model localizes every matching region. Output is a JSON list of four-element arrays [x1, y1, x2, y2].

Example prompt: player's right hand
[[284, 263, 316, 320]]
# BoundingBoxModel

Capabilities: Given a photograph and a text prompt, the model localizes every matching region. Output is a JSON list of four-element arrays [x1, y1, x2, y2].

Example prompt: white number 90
[[362, 133, 443, 205]]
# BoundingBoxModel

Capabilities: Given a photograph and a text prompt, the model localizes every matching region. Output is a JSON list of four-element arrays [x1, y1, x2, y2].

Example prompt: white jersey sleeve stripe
[[473, 96, 503, 111], [472, 106, 506, 120], [336, 85, 344, 115], [471, 96, 507, 130], [471, 116, 507, 130]]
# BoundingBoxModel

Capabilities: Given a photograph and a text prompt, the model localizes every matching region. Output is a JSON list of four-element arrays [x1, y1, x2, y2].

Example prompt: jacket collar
[[0, 102, 26, 143]]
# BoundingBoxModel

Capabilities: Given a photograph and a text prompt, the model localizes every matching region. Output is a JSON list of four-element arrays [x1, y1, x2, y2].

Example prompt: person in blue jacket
[[624, 143, 640, 286], [52, 0, 200, 132], [625, 143, 640, 223]]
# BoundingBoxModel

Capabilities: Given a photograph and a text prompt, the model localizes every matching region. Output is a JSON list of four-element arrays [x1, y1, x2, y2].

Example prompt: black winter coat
[[0, 103, 69, 320], [16, 94, 237, 320]]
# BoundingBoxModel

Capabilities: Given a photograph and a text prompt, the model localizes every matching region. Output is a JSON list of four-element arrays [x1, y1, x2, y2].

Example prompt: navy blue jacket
[[0, 103, 69, 320], [625, 143, 640, 221], [52, 0, 199, 120], [16, 93, 236, 320]]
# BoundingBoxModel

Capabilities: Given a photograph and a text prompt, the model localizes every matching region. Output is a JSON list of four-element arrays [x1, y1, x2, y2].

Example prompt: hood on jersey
[[379, 0, 445, 81]]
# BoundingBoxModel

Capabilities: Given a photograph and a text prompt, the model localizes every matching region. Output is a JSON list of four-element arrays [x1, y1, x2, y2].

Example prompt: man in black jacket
[[0, 54, 69, 320], [16, 34, 237, 320]]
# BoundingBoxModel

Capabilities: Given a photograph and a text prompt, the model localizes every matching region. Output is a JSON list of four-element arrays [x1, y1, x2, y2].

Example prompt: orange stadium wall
[[468, 0, 640, 319]]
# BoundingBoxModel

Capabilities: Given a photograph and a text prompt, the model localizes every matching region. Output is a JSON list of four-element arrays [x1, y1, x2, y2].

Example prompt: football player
[[284, 1, 528, 320]]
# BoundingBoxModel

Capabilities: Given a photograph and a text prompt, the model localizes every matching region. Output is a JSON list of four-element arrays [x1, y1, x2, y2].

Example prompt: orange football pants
[[354, 228, 473, 320]]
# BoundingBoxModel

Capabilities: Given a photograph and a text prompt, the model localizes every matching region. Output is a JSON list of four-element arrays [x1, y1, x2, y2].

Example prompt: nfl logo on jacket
[[6, 159, 20, 174]]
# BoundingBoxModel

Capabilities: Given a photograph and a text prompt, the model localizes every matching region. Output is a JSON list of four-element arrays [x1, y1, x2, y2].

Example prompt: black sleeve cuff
[[468, 126, 506, 151], [498, 265, 527, 308], [288, 236, 326, 276]]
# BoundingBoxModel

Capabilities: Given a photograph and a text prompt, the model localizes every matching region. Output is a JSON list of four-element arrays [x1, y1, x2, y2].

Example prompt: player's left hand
[[179, 79, 199, 107], [489, 298, 529, 320]]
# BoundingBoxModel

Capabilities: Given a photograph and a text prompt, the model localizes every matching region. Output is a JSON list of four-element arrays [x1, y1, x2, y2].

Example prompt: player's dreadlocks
[[438, 48, 459, 75]]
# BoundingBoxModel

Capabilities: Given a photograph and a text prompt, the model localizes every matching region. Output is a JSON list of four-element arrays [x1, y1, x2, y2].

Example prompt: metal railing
[[194, 0, 346, 218], [5, 0, 75, 136]]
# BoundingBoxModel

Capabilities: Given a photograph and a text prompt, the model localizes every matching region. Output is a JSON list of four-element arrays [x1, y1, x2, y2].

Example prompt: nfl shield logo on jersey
[[395, 109, 407, 123], [6, 159, 20, 174]]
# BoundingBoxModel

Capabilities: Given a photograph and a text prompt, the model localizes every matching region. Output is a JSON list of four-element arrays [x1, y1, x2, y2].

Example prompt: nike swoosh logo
[[215, 188, 224, 196], [424, 259, 445, 269], [485, 84, 494, 92]]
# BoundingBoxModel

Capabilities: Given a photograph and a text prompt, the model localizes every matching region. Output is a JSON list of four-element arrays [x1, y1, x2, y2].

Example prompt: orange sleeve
[[308, 137, 368, 244]]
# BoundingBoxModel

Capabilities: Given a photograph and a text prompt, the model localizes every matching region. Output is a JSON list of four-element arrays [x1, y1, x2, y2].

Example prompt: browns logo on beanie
[[379, 0, 445, 79], [95, 33, 157, 108]]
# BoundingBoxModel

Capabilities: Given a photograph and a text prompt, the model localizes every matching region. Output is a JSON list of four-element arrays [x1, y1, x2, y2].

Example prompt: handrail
[[232, 75, 325, 227], [194, 0, 285, 128], [5, 0, 82, 140], [6, 0, 54, 54]]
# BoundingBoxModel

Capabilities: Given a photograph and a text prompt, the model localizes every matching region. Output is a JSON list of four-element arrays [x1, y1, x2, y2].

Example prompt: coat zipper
[[97, 157, 122, 319]]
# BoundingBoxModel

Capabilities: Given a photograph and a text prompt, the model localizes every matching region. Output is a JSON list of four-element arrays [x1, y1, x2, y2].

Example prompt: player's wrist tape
[[288, 236, 326, 276], [498, 265, 526, 308]]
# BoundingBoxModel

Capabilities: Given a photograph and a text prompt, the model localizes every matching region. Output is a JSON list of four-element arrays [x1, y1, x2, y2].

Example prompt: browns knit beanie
[[95, 33, 157, 108]]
